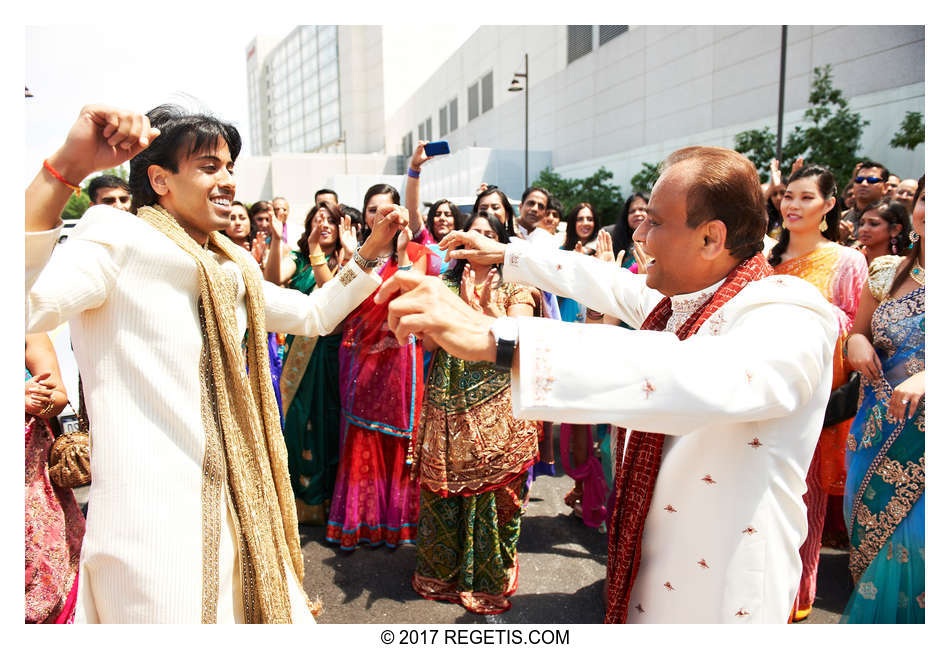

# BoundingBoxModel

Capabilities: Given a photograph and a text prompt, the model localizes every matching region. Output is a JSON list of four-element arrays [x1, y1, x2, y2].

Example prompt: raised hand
[[376, 272, 497, 363], [595, 229, 615, 263], [338, 214, 358, 263], [631, 240, 649, 273], [791, 157, 804, 176], [479, 268, 504, 318], [361, 204, 410, 260], [439, 230, 506, 266], [50, 104, 160, 183], [410, 140, 431, 171], [251, 231, 267, 263]]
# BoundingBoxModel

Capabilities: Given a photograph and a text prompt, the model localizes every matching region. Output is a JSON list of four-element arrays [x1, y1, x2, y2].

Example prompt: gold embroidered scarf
[[138, 205, 313, 623]]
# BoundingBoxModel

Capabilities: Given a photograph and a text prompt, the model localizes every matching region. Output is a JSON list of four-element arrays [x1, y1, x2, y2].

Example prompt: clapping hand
[[460, 267, 503, 317], [251, 231, 267, 263], [25, 372, 55, 417], [337, 214, 358, 266]]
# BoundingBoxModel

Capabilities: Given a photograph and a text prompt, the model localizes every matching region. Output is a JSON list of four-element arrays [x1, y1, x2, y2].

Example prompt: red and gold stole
[[604, 253, 772, 623]]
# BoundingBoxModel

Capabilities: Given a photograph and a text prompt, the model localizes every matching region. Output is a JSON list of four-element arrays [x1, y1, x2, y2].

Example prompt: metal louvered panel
[[567, 25, 593, 63], [599, 25, 629, 45]]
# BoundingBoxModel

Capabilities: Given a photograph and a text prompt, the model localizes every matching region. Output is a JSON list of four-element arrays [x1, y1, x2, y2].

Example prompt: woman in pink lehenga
[[25, 333, 85, 623]]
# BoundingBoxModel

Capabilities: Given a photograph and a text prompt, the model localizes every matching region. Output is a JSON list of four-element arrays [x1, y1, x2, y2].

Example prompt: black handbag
[[823, 371, 861, 428]]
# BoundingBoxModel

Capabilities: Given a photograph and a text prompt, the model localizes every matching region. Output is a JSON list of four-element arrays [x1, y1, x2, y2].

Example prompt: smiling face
[[857, 208, 898, 250], [226, 203, 250, 242], [627, 196, 648, 231], [575, 207, 595, 241], [365, 192, 395, 230], [314, 207, 339, 248], [152, 136, 235, 243], [476, 192, 506, 223], [431, 202, 456, 240], [780, 176, 834, 235], [633, 164, 713, 296]]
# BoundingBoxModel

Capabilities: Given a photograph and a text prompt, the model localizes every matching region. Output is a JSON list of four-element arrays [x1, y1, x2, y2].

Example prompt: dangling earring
[[909, 230, 920, 243], [890, 236, 898, 254], [819, 216, 828, 233]]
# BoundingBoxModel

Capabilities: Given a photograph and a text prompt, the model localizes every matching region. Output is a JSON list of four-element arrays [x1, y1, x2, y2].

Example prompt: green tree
[[60, 166, 129, 220], [532, 166, 624, 225], [629, 161, 661, 193], [890, 111, 924, 150], [734, 65, 869, 185]]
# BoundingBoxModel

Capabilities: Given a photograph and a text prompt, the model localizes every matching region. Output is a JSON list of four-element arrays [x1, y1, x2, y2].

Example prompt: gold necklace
[[910, 261, 925, 286]]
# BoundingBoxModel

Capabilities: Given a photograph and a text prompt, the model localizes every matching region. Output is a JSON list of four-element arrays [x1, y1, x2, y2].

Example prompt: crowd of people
[[25, 102, 923, 625]]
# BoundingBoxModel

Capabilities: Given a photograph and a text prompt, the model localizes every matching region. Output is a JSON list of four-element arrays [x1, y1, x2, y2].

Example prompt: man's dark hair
[[520, 186, 552, 210], [88, 174, 130, 204], [856, 160, 890, 183], [661, 146, 766, 260], [314, 188, 338, 203], [129, 104, 241, 212]]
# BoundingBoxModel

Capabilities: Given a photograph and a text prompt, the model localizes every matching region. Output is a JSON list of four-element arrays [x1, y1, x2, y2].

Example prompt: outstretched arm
[[405, 140, 431, 237]]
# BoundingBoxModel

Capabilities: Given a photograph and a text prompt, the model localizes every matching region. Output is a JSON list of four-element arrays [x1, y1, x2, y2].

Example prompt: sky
[[23, 24, 477, 185]]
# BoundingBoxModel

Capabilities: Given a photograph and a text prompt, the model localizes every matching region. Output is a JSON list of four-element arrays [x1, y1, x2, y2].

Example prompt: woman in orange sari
[[770, 165, 868, 621]]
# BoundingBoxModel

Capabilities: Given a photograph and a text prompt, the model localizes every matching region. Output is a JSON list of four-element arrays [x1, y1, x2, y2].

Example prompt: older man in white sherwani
[[25, 105, 408, 623], [377, 146, 838, 623]]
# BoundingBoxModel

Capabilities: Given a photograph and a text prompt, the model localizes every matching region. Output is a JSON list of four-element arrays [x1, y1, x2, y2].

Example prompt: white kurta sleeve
[[502, 238, 661, 328], [262, 259, 381, 336], [26, 215, 126, 333], [511, 287, 837, 434]]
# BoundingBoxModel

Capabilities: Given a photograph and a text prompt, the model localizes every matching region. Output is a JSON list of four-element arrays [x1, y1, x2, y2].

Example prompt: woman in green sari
[[279, 203, 356, 524]]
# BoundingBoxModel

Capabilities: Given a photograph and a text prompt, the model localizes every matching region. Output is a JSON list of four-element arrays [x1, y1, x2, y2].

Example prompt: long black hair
[[611, 193, 648, 257], [888, 174, 924, 296], [425, 199, 462, 242], [860, 199, 912, 256], [130, 104, 242, 212], [297, 203, 344, 269], [474, 187, 515, 237], [444, 212, 510, 283], [561, 202, 600, 252], [767, 165, 840, 267]]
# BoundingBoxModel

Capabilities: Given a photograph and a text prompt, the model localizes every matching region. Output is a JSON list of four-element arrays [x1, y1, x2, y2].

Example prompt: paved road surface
[[73, 429, 850, 624]]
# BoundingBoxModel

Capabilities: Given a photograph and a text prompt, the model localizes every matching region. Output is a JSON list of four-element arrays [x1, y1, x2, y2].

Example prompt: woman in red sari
[[25, 333, 84, 623], [325, 184, 436, 549]]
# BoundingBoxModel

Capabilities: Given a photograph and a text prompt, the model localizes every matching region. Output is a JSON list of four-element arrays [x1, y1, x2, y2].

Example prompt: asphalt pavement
[[72, 424, 851, 624]]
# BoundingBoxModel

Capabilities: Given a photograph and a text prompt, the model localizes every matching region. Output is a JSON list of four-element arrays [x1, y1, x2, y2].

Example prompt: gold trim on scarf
[[279, 334, 320, 419], [137, 205, 314, 623]]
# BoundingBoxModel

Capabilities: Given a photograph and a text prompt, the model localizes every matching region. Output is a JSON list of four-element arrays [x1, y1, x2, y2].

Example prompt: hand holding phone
[[423, 141, 450, 157]]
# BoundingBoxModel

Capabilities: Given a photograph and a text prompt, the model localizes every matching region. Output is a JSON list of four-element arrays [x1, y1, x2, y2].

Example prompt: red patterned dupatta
[[604, 253, 772, 623], [339, 243, 437, 441]]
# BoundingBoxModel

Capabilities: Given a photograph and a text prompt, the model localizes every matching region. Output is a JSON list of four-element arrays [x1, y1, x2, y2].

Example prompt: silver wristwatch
[[353, 247, 382, 271]]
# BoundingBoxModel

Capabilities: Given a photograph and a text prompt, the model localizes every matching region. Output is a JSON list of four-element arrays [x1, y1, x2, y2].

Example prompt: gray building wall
[[385, 25, 924, 204]]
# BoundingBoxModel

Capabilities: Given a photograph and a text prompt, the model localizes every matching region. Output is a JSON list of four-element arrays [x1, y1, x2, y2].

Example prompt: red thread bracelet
[[43, 159, 82, 197]]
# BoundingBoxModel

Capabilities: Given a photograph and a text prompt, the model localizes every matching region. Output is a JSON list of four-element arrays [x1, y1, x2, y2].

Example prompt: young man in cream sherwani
[[376, 146, 839, 623], [25, 104, 409, 623]]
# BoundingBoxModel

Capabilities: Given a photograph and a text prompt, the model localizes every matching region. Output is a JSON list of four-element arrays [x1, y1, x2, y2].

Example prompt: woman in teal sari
[[841, 176, 924, 623], [279, 203, 355, 524]]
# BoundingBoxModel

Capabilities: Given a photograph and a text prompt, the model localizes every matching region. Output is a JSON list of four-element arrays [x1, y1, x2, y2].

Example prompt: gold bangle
[[38, 400, 56, 417], [309, 253, 328, 267]]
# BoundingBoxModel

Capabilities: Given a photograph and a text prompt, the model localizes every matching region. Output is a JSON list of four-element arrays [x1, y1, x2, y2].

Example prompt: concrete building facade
[[384, 25, 924, 206]]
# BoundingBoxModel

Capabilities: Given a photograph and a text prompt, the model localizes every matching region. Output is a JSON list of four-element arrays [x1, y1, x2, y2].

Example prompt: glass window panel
[[425, 117, 432, 141], [467, 83, 479, 121], [481, 71, 493, 113], [567, 25, 594, 63], [439, 106, 448, 137], [450, 98, 458, 131]]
